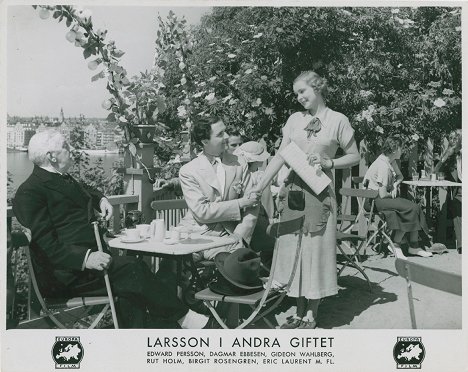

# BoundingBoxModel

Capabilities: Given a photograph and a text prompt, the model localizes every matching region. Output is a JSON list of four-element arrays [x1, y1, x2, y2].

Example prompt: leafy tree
[[156, 7, 461, 160]]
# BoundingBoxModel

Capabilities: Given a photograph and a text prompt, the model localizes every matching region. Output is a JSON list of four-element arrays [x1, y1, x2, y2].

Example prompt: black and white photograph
[[2, 1, 466, 371]]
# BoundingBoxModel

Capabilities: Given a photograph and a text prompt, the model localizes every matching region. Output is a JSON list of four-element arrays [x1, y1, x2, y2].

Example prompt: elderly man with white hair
[[13, 130, 208, 329]]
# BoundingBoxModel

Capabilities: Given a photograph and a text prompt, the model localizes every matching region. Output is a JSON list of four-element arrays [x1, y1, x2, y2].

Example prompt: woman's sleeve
[[280, 114, 294, 147], [374, 165, 392, 188], [337, 115, 356, 150]]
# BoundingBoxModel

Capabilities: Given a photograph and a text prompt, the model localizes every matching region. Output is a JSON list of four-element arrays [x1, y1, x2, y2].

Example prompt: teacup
[[136, 224, 150, 238], [170, 227, 181, 242], [125, 228, 140, 241]]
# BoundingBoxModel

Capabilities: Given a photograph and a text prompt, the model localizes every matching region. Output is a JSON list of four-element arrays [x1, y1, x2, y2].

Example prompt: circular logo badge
[[393, 337, 425, 369], [52, 337, 84, 368]]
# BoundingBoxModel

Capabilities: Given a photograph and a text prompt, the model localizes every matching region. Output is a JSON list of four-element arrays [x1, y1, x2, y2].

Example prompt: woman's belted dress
[[273, 108, 356, 300]]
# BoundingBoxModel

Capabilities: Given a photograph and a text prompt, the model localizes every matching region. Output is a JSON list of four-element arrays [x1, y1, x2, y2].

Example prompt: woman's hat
[[233, 141, 270, 163], [213, 248, 263, 290]]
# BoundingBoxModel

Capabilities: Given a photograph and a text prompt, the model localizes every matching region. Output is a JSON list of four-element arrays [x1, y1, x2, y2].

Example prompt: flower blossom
[[442, 88, 454, 96], [433, 98, 446, 108], [205, 92, 216, 101], [177, 106, 187, 118]]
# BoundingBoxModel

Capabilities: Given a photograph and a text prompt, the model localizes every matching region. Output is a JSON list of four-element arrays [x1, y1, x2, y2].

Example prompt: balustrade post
[[407, 142, 419, 201], [358, 140, 369, 177], [123, 143, 156, 223]]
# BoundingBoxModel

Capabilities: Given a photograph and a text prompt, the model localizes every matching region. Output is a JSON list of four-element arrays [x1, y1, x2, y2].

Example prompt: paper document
[[280, 142, 331, 194]]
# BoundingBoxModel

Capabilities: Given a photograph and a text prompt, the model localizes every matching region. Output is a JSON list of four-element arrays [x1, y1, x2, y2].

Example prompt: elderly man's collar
[[40, 164, 63, 175]]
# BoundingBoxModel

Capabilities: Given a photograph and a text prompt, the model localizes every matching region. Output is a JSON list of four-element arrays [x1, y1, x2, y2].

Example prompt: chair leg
[[204, 301, 230, 329], [406, 279, 417, 329], [89, 304, 110, 329], [337, 243, 372, 292]]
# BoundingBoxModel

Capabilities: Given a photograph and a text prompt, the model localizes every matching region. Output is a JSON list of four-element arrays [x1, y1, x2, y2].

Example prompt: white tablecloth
[[108, 234, 236, 255]]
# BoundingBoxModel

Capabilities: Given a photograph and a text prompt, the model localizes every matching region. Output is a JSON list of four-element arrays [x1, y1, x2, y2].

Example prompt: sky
[[7, 5, 211, 118]]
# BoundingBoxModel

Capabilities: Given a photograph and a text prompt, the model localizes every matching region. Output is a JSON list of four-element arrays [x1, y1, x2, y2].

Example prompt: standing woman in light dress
[[252, 71, 360, 328]]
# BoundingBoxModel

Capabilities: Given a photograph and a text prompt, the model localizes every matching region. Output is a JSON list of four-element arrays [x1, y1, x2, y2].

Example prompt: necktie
[[214, 157, 225, 198]]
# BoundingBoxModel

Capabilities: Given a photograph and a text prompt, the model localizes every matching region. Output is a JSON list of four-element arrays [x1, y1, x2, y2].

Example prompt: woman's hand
[[391, 182, 401, 198], [307, 153, 333, 170]]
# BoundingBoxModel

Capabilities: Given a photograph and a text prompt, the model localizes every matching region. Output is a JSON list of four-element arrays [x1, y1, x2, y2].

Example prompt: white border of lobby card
[[1, 0, 466, 371]]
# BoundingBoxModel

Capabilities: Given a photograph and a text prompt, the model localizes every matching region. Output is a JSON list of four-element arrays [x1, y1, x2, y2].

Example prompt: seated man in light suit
[[179, 116, 260, 260]]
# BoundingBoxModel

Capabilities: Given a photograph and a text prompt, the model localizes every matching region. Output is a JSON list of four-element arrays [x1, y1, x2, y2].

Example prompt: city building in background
[[6, 109, 121, 152]]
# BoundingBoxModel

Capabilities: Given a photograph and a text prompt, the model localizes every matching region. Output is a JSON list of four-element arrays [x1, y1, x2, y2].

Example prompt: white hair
[[28, 130, 66, 166]]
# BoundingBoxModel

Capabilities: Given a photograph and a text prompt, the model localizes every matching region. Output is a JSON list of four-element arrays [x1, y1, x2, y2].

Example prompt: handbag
[[287, 173, 305, 211]]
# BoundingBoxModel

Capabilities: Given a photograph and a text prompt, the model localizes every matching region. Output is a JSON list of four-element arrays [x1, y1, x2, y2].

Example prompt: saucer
[[120, 237, 146, 243]]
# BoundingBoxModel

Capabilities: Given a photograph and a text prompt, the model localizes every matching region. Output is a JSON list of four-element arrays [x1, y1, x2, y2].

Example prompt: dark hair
[[381, 136, 402, 156], [191, 116, 221, 147], [227, 128, 242, 138]]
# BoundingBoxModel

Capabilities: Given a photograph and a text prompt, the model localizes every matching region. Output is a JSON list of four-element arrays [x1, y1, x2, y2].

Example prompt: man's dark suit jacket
[[13, 165, 107, 296]]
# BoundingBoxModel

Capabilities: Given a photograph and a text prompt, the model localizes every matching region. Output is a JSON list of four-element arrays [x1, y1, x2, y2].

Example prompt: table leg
[[176, 258, 183, 285], [425, 187, 431, 222], [437, 186, 448, 243]]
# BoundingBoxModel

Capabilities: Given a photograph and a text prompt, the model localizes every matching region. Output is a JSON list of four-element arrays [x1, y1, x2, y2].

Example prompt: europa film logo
[[393, 337, 425, 369], [52, 337, 84, 369]]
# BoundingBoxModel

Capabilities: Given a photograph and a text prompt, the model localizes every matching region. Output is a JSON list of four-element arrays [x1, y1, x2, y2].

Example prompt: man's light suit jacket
[[179, 152, 259, 259]]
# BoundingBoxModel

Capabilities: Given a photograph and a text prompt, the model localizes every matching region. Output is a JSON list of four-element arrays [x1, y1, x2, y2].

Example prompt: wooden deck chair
[[194, 215, 305, 329], [10, 230, 118, 329], [395, 258, 462, 328], [336, 188, 380, 291], [150, 199, 188, 231]]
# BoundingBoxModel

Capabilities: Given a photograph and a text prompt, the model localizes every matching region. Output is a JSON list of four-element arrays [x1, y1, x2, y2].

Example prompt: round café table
[[108, 233, 236, 293]]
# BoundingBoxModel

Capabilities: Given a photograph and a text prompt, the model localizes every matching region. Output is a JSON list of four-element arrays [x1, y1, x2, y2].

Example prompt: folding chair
[[344, 177, 399, 258], [10, 230, 118, 329], [336, 188, 380, 291], [395, 258, 462, 328], [195, 215, 305, 329]]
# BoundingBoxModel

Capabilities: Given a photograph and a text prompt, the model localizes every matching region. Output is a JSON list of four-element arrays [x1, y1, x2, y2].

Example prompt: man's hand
[[85, 251, 112, 271], [230, 233, 245, 249], [239, 192, 261, 209], [99, 198, 113, 221]]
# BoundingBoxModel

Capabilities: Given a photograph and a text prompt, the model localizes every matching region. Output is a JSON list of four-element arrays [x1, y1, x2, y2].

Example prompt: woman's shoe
[[297, 320, 317, 329], [408, 247, 433, 257], [280, 316, 302, 329]]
